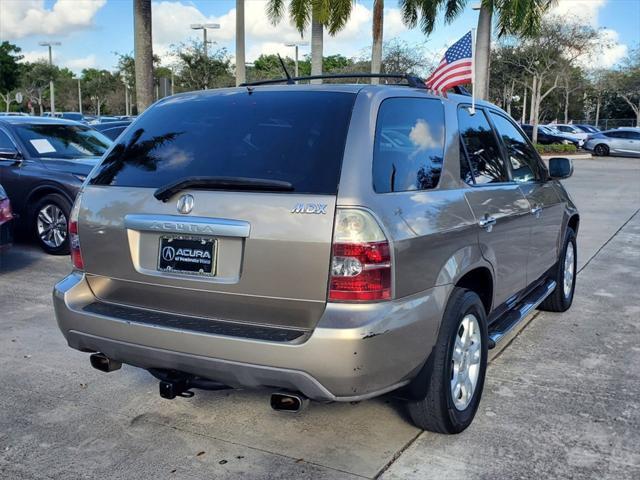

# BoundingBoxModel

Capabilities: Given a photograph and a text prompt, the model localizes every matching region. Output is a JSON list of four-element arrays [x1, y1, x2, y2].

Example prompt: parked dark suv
[[54, 76, 579, 433], [0, 116, 112, 254]]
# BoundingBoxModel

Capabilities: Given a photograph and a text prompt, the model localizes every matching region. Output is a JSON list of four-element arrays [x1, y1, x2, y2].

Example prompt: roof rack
[[241, 73, 428, 89], [240, 73, 473, 97]]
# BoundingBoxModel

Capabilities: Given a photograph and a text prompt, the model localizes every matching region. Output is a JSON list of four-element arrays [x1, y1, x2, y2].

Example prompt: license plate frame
[[157, 235, 217, 277]]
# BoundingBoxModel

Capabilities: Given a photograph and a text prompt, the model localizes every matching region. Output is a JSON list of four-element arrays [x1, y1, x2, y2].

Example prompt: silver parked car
[[583, 128, 640, 157], [53, 75, 579, 433]]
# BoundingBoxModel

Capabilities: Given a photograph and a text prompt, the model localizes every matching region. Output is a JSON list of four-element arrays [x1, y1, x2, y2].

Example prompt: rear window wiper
[[154, 176, 295, 201]]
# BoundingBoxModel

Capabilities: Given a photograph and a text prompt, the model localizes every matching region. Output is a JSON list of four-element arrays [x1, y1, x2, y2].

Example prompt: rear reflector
[[329, 209, 391, 302]]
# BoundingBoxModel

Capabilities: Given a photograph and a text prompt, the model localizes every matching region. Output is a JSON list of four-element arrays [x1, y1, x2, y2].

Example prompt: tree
[[0, 41, 23, 112], [499, 19, 601, 143], [134, 0, 154, 112], [371, 0, 384, 84], [266, 0, 354, 82], [398, 0, 554, 99], [382, 39, 434, 75], [81, 68, 118, 115], [611, 48, 640, 126], [21, 61, 57, 115], [236, 0, 246, 86], [172, 42, 234, 90]]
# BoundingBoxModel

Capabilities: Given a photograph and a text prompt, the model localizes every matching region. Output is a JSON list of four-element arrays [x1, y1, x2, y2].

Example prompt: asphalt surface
[[0, 156, 638, 479]]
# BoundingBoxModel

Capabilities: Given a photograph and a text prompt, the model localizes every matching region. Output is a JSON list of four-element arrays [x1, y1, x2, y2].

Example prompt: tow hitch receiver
[[151, 369, 231, 400], [159, 378, 195, 399]]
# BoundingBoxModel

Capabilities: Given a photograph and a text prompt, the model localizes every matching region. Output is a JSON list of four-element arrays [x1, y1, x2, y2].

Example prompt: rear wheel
[[32, 194, 71, 255], [407, 288, 488, 434], [594, 143, 609, 156], [539, 227, 577, 312]]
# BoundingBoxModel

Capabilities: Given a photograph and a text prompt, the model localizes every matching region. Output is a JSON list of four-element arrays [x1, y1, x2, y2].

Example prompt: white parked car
[[548, 124, 589, 143]]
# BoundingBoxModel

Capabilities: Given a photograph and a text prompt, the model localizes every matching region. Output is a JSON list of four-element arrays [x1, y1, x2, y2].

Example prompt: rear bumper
[[53, 273, 448, 401]]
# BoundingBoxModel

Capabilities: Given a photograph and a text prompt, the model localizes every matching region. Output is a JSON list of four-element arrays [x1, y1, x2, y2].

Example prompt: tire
[[594, 143, 609, 156], [407, 288, 488, 434], [539, 227, 577, 312], [32, 193, 71, 255]]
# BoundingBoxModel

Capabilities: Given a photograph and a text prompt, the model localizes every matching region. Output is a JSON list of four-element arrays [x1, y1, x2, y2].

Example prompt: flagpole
[[471, 28, 476, 114]]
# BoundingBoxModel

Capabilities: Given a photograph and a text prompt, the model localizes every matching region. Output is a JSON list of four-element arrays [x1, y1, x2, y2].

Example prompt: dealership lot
[[1, 156, 639, 479]]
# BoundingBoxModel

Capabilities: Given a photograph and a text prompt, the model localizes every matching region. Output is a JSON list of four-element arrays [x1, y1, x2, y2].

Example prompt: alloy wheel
[[450, 314, 482, 411], [563, 242, 575, 298], [37, 204, 68, 248]]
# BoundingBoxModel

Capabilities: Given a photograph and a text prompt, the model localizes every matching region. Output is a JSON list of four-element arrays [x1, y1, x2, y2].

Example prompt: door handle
[[531, 205, 543, 217], [478, 215, 497, 232]]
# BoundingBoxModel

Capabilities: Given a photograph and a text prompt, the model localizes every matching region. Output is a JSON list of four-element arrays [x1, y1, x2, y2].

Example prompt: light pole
[[284, 41, 309, 77], [190, 23, 220, 58], [75, 78, 82, 114], [39, 41, 61, 114]]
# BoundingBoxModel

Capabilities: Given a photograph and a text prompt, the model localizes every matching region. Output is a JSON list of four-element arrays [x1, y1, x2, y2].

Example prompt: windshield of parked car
[[14, 124, 112, 159], [88, 91, 356, 194]]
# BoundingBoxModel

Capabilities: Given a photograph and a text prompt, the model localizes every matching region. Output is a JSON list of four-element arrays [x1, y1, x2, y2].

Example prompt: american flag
[[425, 31, 473, 94]]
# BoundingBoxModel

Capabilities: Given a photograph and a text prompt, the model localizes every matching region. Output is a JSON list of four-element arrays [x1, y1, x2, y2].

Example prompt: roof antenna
[[277, 53, 294, 85]]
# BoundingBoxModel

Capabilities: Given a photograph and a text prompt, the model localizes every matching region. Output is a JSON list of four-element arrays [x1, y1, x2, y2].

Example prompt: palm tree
[[371, 0, 384, 84], [267, 0, 354, 83], [133, 0, 154, 112], [236, 0, 246, 86], [399, 0, 554, 99]]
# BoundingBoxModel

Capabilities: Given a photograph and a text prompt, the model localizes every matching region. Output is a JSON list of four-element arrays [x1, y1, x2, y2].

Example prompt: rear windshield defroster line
[[88, 90, 357, 195]]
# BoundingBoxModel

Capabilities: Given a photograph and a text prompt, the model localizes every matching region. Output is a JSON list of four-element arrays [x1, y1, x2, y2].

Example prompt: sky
[[1, 0, 639, 75]]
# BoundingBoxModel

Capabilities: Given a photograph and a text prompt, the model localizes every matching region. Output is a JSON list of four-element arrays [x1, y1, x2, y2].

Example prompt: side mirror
[[0, 147, 21, 162], [548, 157, 573, 179]]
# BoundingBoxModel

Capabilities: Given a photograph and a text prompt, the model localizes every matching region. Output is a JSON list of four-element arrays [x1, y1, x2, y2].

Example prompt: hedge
[[534, 143, 578, 154]]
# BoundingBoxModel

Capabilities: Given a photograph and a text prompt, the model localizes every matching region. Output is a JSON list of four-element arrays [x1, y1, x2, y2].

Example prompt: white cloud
[[152, 1, 413, 64], [579, 28, 628, 69], [18, 50, 50, 64], [0, 0, 106, 40], [548, 0, 607, 26], [546, 1, 627, 70], [65, 54, 98, 71]]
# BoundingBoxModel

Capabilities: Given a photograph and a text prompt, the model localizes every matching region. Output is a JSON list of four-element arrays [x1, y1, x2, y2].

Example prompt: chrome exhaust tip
[[270, 391, 309, 413], [89, 353, 122, 373]]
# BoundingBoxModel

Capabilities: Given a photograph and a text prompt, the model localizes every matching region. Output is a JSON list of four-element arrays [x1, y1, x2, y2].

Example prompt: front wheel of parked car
[[593, 144, 609, 156], [407, 288, 488, 434], [32, 194, 71, 255], [539, 227, 577, 312]]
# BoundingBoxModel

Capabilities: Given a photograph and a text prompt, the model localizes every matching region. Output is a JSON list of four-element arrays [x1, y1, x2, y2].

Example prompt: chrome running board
[[488, 279, 557, 350]]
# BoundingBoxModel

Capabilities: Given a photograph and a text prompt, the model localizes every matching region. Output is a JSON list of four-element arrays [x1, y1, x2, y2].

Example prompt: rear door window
[[373, 98, 445, 192], [458, 107, 507, 184], [0, 130, 14, 149], [488, 112, 542, 183], [88, 91, 356, 195]]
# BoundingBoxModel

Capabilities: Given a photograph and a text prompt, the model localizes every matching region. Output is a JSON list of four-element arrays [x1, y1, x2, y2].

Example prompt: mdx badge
[[291, 203, 328, 214], [177, 194, 194, 214]]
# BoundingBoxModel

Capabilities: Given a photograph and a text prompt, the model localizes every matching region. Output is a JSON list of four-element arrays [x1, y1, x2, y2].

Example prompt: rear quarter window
[[373, 98, 445, 193], [88, 91, 356, 195]]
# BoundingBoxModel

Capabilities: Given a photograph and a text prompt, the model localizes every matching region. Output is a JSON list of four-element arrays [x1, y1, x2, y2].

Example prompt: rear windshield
[[88, 91, 356, 194]]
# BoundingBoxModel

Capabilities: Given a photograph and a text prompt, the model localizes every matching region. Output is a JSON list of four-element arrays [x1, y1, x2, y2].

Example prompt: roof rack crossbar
[[241, 73, 427, 88]]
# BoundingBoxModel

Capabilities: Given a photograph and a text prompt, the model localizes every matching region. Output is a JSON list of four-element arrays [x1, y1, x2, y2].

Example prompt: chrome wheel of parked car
[[451, 314, 482, 411], [563, 242, 575, 298], [32, 193, 72, 255], [37, 204, 67, 248]]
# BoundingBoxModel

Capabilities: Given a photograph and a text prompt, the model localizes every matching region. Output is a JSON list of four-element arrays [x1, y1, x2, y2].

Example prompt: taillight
[[0, 198, 12, 223], [69, 194, 84, 270], [329, 209, 392, 301]]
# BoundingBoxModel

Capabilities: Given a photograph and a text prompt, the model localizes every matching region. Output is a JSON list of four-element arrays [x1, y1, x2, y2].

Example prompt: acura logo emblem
[[177, 194, 194, 214], [161, 246, 175, 261]]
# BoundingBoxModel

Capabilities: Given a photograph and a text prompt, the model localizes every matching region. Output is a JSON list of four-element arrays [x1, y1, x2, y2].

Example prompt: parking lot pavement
[[0, 156, 638, 479]]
